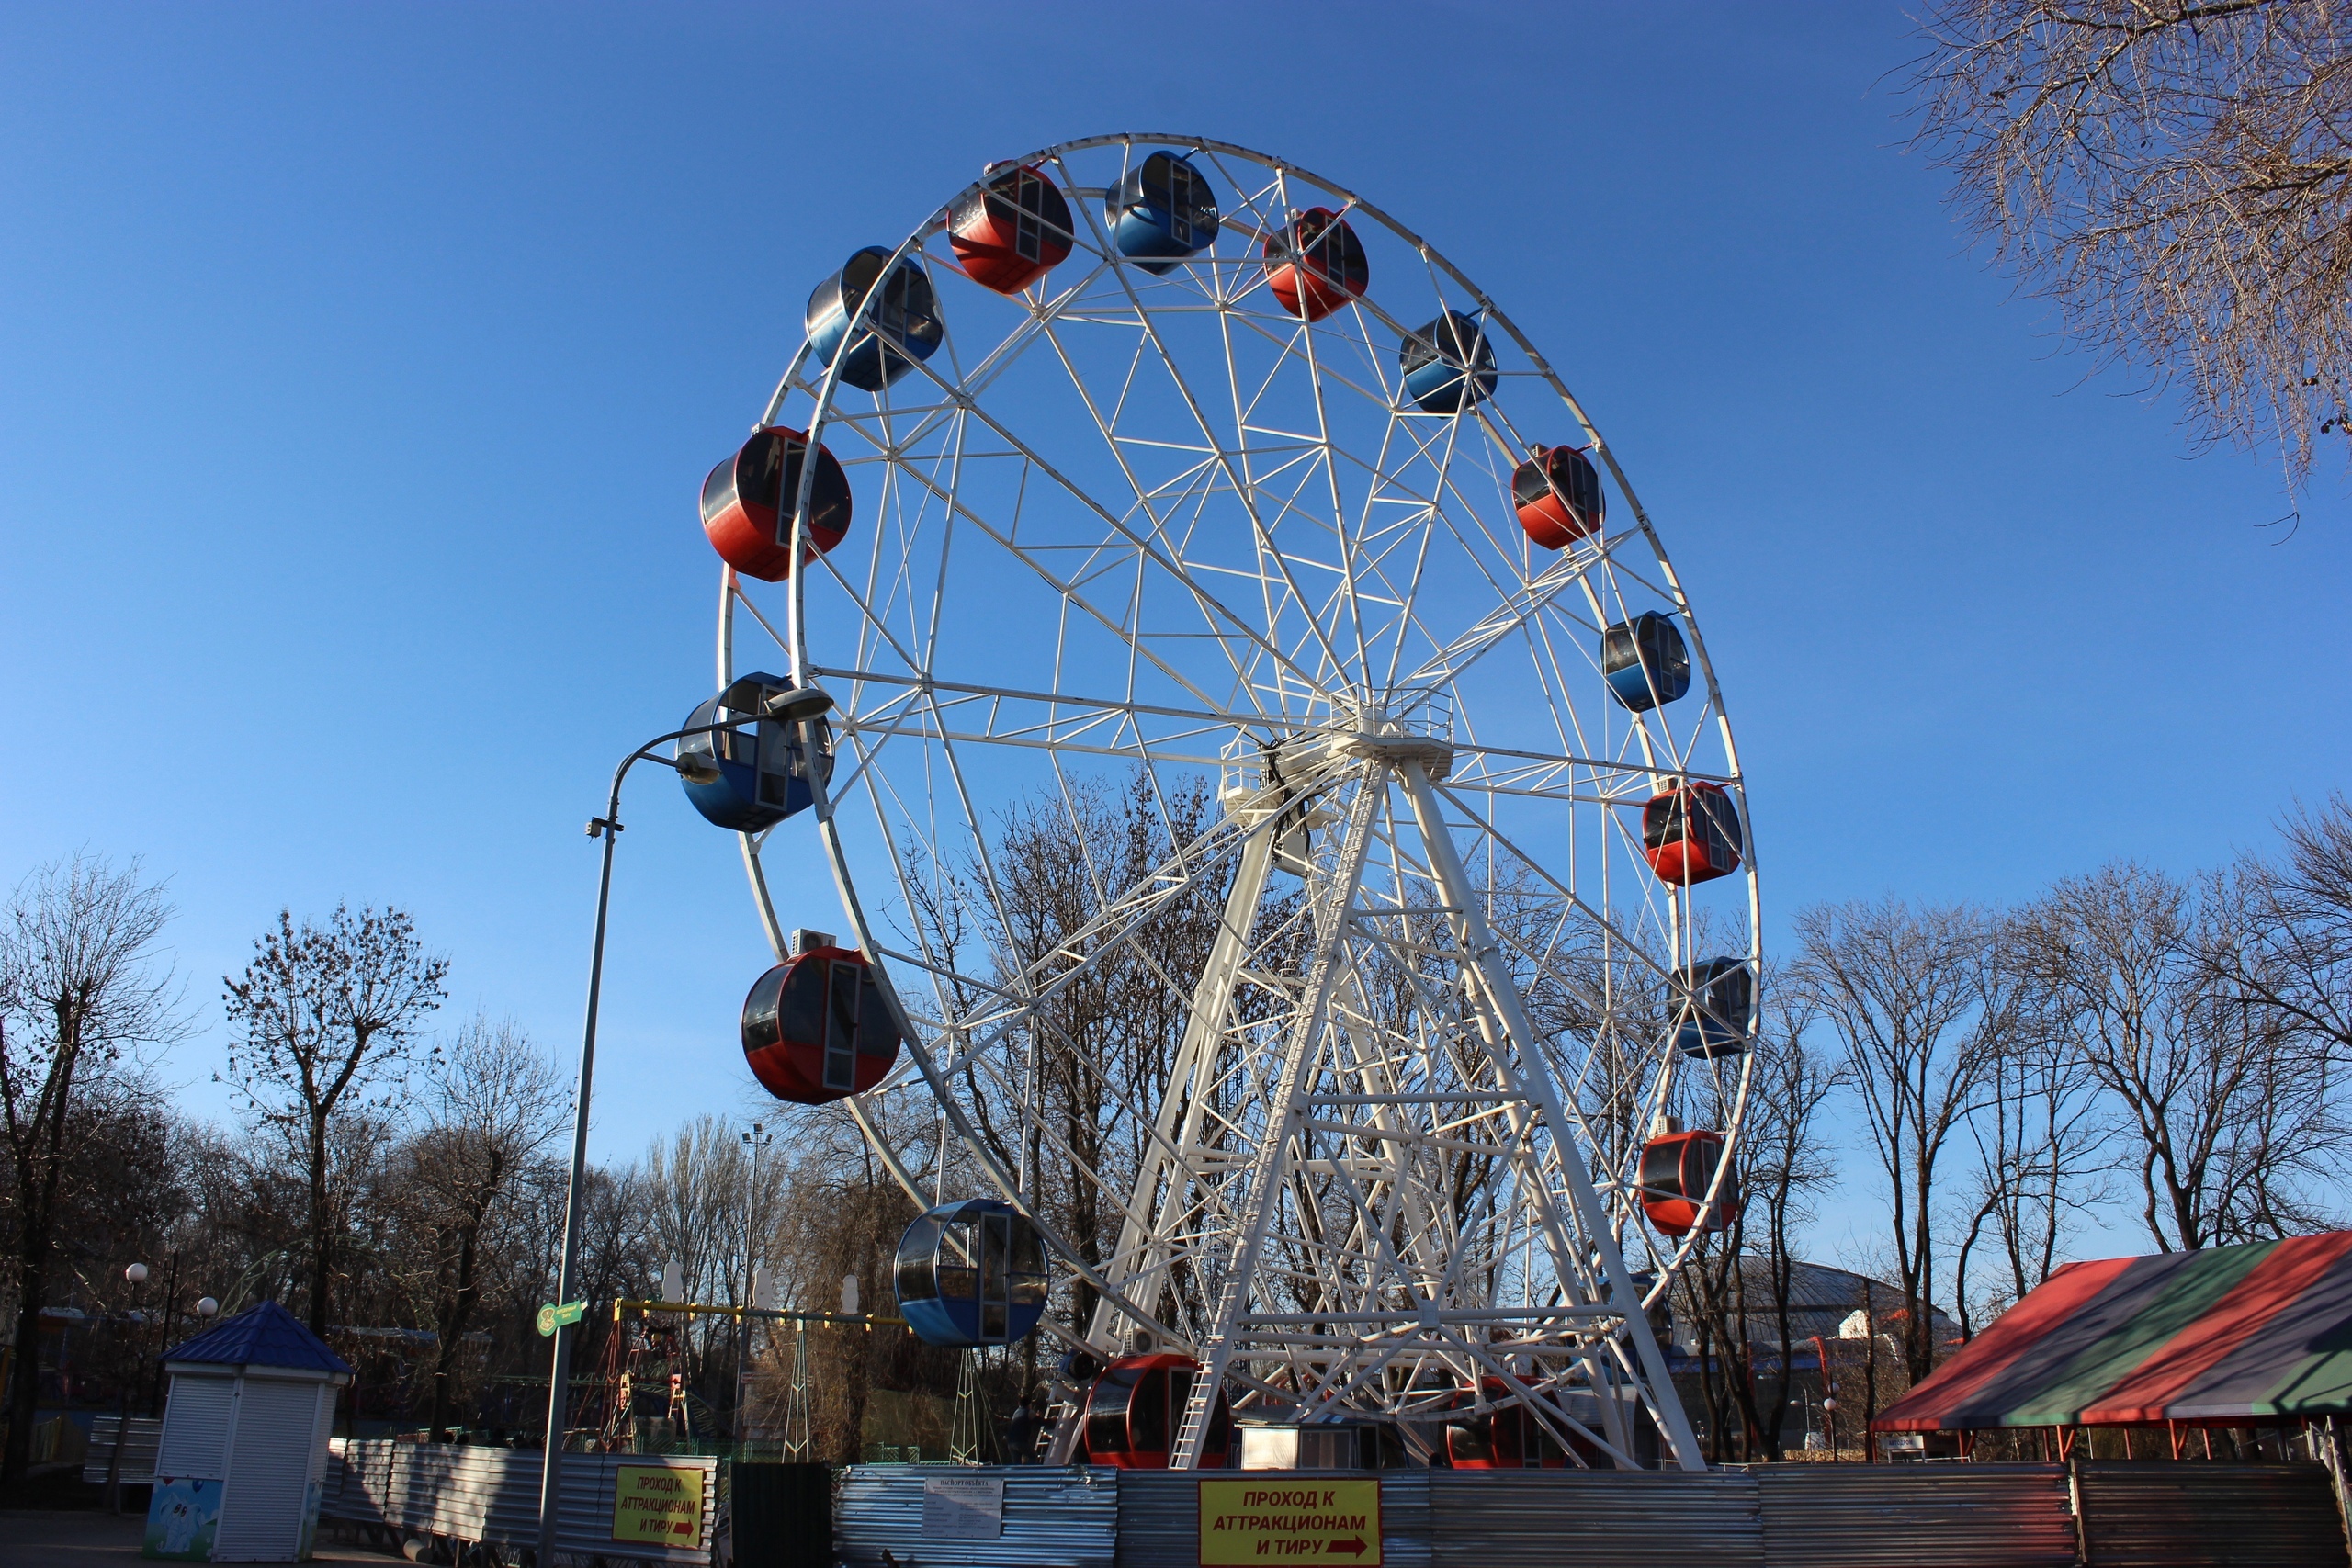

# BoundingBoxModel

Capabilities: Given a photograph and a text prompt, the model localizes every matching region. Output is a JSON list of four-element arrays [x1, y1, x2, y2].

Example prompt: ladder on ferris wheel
[[1035, 1394, 1080, 1463]]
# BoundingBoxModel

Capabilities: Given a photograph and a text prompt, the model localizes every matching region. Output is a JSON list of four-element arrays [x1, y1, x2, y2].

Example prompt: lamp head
[[125, 1262, 149, 1285], [764, 683, 836, 724], [194, 1296, 218, 1319]]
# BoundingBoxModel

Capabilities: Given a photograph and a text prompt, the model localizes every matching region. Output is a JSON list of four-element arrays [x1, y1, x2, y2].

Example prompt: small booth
[[1398, 310, 1497, 414], [1110, 152, 1220, 273], [741, 928, 902, 1104], [1080, 1353, 1233, 1468], [1601, 612, 1690, 711], [950, 164, 1075, 294], [143, 1300, 351, 1562], [893, 1198, 1049, 1347], [1513, 444, 1605, 549], [1263, 208, 1367, 321], [676, 672, 837, 832], [805, 245, 944, 391], [699, 426, 853, 582], [1238, 1420, 1394, 1470]]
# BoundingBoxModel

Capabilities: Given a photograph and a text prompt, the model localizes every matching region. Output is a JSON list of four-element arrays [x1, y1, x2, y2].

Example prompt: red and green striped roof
[[1874, 1233, 2352, 1431]]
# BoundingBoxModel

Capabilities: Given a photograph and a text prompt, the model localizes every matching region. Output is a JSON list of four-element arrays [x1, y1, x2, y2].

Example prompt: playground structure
[[583, 1293, 1029, 1468], [559, 134, 1763, 1488]]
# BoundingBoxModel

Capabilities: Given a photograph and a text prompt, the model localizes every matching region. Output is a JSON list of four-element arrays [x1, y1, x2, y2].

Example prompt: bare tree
[[764, 1102, 925, 1462], [1950, 997, 2108, 1335], [222, 905, 447, 1337], [1659, 985, 1841, 1461], [1911, 1, 2352, 487], [0, 856, 182, 1482], [1794, 898, 2015, 1382], [2216, 793, 2352, 1054], [2013, 862, 2342, 1250], [946, 773, 1230, 1334], [398, 1017, 565, 1439], [1735, 992, 1839, 1457]]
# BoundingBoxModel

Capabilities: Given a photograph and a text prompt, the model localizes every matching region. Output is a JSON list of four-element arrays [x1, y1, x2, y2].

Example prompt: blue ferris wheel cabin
[[1109, 152, 1220, 274], [675, 672, 835, 831], [894, 1199, 1049, 1348]]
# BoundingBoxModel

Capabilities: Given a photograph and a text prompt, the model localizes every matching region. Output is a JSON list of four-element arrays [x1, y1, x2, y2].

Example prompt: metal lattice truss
[[718, 137, 1759, 1472]]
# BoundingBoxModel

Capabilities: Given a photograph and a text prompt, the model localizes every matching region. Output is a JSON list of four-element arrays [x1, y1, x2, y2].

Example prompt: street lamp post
[[105, 1262, 148, 1516], [148, 1254, 179, 1419], [536, 689, 831, 1564], [738, 1122, 770, 1453]]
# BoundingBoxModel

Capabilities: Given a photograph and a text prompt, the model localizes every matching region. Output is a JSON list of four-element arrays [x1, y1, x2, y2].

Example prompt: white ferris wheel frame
[[714, 134, 1760, 1472]]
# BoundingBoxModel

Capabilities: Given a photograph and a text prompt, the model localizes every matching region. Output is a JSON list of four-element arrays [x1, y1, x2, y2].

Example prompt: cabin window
[[821, 958, 861, 1090]]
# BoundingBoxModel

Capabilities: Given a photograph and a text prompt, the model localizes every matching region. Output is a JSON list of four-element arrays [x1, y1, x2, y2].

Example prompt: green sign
[[537, 1299, 588, 1337]]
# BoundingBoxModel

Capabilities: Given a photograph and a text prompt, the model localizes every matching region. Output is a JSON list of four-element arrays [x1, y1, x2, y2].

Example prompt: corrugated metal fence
[[832, 1462, 2346, 1568], [81, 1416, 163, 1485], [835, 1465, 1117, 1568], [1428, 1470, 1765, 1568], [2075, 1460, 2349, 1568], [1756, 1463, 2077, 1568], [323, 1438, 718, 1564]]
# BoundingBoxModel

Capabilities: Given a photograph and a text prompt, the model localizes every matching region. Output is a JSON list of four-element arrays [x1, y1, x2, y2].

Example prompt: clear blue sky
[[4, 4, 2346, 1255]]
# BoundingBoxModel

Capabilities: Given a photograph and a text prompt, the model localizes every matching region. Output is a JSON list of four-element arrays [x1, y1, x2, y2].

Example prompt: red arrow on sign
[[1326, 1539, 1368, 1557]]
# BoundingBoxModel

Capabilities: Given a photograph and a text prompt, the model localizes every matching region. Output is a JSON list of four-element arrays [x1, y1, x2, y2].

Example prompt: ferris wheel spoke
[[853, 449, 1248, 717], [884, 388, 1328, 712], [1056, 248, 1364, 695], [1403, 549, 1605, 689], [1226, 310, 1378, 691]]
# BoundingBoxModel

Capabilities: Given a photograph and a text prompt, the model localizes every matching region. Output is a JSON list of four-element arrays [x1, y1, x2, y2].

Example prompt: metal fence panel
[[1113, 1471, 1432, 1568], [2075, 1460, 2349, 1568], [324, 1438, 717, 1564], [82, 1416, 163, 1485], [1754, 1463, 2076, 1568], [1428, 1470, 1766, 1568], [836, 1465, 1118, 1568]]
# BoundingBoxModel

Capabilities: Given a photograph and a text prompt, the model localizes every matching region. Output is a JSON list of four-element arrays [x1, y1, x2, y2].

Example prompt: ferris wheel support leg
[[1087, 825, 1279, 1352], [1169, 772, 1384, 1472], [1396, 762, 1707, 1472]]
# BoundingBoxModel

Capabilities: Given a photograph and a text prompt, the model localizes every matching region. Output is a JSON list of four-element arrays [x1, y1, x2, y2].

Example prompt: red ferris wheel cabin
[[741, 943, 902, 1105], [699, 426, 852, 583], [950, 164, 1075, 296], [1263, 207, 1368, 322], [1641, 781, 1743, 886], [1637, 1128, 1738, 1235]]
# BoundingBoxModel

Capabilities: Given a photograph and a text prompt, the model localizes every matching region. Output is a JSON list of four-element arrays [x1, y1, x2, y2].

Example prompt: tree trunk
[[307, 1111, 333, 1338], [427, 1189, 492, 1442], [3, 1245, 48, 1483]]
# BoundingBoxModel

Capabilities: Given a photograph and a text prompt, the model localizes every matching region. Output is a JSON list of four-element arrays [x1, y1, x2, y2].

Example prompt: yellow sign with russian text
[[612, 1463, 705, 1545], [1199, 1478, 1381, 1567]]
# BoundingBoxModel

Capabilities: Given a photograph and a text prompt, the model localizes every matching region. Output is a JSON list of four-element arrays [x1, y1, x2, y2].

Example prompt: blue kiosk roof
[[162, 1300, 353, 1377]]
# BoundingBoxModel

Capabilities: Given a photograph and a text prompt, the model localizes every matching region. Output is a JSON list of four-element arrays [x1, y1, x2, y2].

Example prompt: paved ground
[[0, 1510, 399, 1566]]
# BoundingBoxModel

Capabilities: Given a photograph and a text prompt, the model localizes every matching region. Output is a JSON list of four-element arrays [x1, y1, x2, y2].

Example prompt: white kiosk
[[143, 1301, 351, 1562]]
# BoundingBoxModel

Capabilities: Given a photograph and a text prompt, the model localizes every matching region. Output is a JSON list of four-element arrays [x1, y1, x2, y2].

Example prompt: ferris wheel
[[690, 136, 1758, 1472]]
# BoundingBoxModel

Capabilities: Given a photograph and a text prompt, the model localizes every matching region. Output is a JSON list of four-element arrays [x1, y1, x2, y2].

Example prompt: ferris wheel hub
[[1328, 731, 1454, 780]]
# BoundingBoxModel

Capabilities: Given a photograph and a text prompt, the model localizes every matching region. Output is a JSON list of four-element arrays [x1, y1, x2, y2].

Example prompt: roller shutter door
[[213, 1379, 323, 1561]]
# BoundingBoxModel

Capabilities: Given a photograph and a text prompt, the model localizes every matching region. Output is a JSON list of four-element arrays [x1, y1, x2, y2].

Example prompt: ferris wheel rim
[[753, 133, 1745, 759], [714, 135, 1761, 1415]]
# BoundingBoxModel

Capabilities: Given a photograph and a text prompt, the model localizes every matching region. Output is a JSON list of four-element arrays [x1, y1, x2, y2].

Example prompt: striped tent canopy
[[1874, 1234, 2352, 1432]]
